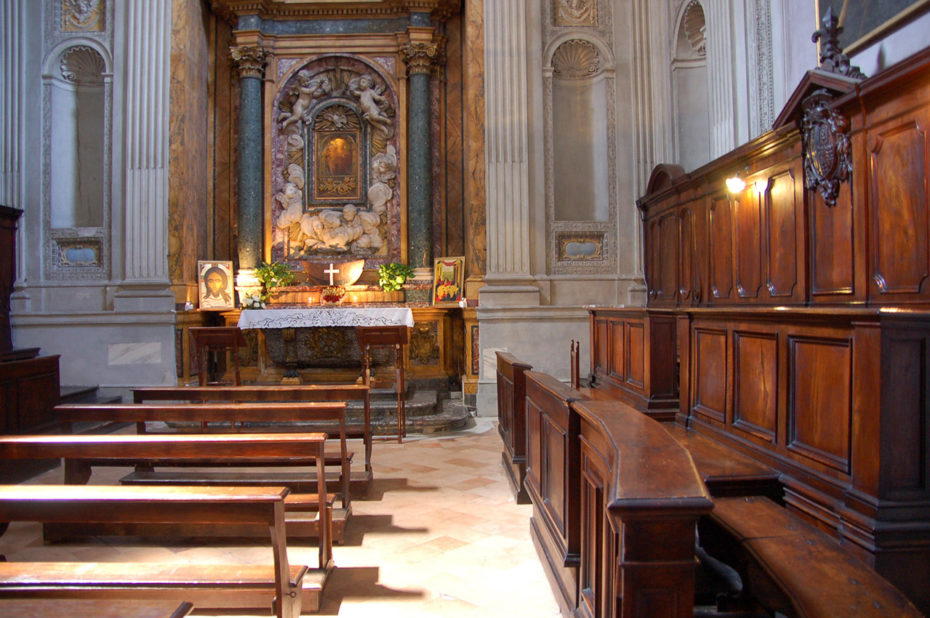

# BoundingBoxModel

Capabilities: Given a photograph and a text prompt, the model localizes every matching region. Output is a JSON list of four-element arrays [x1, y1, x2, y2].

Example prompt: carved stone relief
[[551, 39, 601, 78], [554, 0, 597, 27], [271, 58, 399, 263], [62, 0, 104, 32]]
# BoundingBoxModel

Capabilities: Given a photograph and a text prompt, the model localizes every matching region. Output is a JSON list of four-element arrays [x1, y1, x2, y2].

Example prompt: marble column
[[403, 39, 440, 270], [230, 46, 266, 284], [116, 0, 174, 311]]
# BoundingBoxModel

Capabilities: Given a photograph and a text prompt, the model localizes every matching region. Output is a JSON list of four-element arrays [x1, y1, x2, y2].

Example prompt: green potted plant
[[378, 263, 414, 292], [255, 261, 295, 303]]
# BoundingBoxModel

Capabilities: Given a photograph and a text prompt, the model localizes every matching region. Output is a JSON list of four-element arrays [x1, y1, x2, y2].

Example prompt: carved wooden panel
[[679, 207, 695, 303], [764, 169, 801, 298], [880, 322, 930, 500], [497, 372, 514, 448], [788, 336, 852, 473], [692, 328, 727, 423], [595, 317, 609, 377], [709, 195, 733, 301], [543, 413, 569, 534], [656, 212, 680, 305], [525, 397, 543, 497], [870, 119, 930, 298], [608, 319, 625, 382], [735, 194, 763, 299], [733, 331, 778, 443], [578, 432, 608, 618], [810, 180, 856, 298], [627, 322, 645, 389]]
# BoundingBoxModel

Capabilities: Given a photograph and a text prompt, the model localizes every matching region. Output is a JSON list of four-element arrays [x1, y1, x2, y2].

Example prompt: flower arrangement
[[241, 294, 266, 309], [255, 261, 295, 301], [321, 285, 346, 305], [378, 262, 415, 292]]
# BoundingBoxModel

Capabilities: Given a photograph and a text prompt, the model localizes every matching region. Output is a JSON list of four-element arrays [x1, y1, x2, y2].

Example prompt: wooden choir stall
[[506, 40, 930, 618]]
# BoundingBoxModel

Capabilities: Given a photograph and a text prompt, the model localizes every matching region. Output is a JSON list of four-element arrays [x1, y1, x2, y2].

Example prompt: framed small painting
[[432, 256, 465, 306], [198, 260, 235, 310]]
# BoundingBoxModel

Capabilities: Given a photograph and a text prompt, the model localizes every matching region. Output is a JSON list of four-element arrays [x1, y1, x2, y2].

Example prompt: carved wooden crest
[[801, 89, 851, 207]]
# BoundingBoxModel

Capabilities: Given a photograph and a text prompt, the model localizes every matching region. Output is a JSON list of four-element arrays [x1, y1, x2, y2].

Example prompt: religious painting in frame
[[197, 260, 234, 310], [311, 104, 363, 204], [817, 0, 930, 53], [432, 256, 465, 306]]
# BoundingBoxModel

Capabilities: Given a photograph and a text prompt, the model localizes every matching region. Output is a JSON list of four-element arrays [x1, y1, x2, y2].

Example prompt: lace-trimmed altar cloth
[[237, 307, 414, 329]]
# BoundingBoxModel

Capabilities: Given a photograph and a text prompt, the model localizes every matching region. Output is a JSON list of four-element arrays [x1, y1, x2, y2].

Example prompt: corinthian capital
[[402, 41, 443, 76], [230, 46, 268, 79]]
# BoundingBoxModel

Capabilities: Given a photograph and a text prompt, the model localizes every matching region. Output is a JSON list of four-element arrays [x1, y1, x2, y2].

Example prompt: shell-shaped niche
[[682, 1, 706, 57], [552, 39, 601, 79], [59, 45, 106, 84]]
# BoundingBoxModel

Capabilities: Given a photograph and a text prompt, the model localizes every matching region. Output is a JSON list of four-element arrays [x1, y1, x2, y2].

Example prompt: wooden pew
[[700, 496, 923, 617], [523, 370, 584, 611], [57, 402, 350, 506], [523, 370, 713, 617], [133, 385, 373, 488], [495, 351, 532, 504], [0, 432, 333, 585], [0, 484, 305, 618], [0, 599, 193, 618]]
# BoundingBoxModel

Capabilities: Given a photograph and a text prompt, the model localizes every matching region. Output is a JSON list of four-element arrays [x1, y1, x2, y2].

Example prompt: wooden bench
[[0, 484, 308, 618], [699, 496, 923, 617], [133, 385, 373, 488], [0, 598, 193, 618], [56, 401, 351, 542], [0, 433, 333, 575], [495, 351, 532, 504]]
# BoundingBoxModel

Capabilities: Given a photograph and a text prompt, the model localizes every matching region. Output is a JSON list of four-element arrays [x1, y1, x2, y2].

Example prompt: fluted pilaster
[[705, 0, 738, 158], [1, 0, 23, 210], [122, 0, 171, 283], [484, 0, 530, 277]]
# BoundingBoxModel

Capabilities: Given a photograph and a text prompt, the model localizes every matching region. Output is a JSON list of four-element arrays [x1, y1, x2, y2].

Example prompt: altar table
[[237, 306, 413, 440], [237, 307, 414, 330]]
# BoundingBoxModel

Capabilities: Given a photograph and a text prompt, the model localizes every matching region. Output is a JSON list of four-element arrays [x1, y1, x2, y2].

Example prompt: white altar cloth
[[237, 307, 414, 330]]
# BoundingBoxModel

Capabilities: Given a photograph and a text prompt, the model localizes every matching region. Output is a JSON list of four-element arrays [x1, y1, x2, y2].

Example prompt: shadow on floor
[[360, 477, 440, 501], [334, 513, 429, 547], [316, 565, 425, 615]]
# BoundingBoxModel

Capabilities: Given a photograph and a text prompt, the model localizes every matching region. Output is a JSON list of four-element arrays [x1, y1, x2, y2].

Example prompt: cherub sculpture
[[280, 71, 331, 130], [348, 74, 393, 138]]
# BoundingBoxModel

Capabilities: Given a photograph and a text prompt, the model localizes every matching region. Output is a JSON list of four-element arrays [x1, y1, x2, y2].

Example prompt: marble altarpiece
[[178, 1, 474, 390]]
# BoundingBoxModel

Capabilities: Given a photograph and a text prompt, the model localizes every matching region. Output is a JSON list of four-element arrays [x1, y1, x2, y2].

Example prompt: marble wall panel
[[169, 0, 209, 296], [444, 12, 465, 258], [464, 0, 486, 282]]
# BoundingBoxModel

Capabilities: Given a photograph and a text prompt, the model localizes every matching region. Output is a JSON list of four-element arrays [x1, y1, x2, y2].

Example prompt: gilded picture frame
[[432, 256, 465, 306], [817, 0, 930, 53], [198, 260, 235, 311]]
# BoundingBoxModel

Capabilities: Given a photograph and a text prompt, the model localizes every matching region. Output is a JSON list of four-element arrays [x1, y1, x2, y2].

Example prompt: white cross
[[324, 263, 339, 286]]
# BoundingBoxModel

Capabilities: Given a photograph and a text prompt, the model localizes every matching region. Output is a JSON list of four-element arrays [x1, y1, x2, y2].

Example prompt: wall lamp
[[725, 174, 746, 193]]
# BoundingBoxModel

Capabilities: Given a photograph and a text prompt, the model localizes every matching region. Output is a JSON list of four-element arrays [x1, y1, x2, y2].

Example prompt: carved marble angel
[[348, 74, 393, 138], [280, 71, 331, 130]]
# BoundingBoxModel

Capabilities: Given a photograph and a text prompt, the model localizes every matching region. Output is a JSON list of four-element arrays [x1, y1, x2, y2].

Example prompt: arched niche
[[48, 44, 107, 228], [550, 38, 610, 222], [543, 34, 617, 276], [270, 56, 400, 266], [672, 0, 710, 171], [42, 40, 112, 278]]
